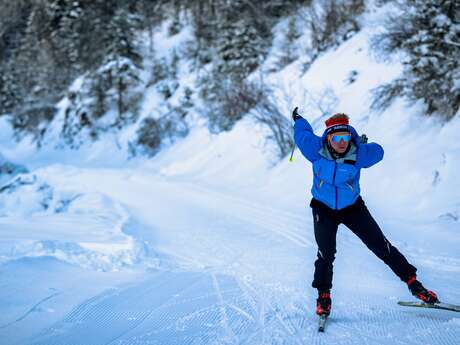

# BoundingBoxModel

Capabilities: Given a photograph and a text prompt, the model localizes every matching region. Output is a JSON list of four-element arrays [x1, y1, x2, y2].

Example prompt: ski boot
[[316, 290, 332, 316], [406, 275, 439, 304]]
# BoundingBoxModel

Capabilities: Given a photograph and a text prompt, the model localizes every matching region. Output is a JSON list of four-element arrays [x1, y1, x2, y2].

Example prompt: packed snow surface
[[0, 8, 459, 345]]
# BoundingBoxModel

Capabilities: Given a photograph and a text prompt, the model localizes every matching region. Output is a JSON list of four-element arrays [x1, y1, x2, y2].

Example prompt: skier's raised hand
[[292, 107, 303, 121]]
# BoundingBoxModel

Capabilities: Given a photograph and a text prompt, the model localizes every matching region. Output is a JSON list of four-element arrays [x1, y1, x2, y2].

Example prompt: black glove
[[292, 107, 303, 121], [360, 134, 368, 144]]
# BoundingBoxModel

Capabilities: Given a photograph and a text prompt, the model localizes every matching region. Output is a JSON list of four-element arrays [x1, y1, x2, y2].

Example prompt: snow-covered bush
[[60, 57, 143, 148], [10, 100, 56, 145], [250, 88, 295, 161], [133, 112, 189, 158], [372, 0, 460, 119], [134, 118, 162, 157], [200, 76, 264, 133]]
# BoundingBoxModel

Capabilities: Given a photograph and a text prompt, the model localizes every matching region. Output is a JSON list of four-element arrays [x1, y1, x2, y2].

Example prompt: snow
[[0, 4, 459, 345]]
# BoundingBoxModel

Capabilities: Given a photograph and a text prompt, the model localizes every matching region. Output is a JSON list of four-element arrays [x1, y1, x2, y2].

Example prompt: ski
[[398, 301, 460, 313], [318, 314, 328, 332]]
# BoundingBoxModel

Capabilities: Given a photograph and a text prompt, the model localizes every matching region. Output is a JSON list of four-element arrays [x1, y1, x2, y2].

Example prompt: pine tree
[[104, 8, 144, 127], [277, 17, 301, 69], [48, 0, 84, 75], [0, 1, 32, 115], [403, 0, 460, 117], [59, 4, 145, 144], [215, 19, 266, 80], [10, 2, 58, 138], [374, 0, 460, 119], [0, 64, 21, 114]]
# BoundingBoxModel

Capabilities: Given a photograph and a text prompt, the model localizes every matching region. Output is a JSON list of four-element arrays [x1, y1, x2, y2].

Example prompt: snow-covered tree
[[373, 0, 460, 119], [48, 0, 84, 74], [215, 19, 267, 80], [0, 64, 21, 115], [196, 1, 273, 133], [8, 3, 60, 140], [105, 10, 143, 127], [59, 5, 144, 147], [276, 17, 302, 69]]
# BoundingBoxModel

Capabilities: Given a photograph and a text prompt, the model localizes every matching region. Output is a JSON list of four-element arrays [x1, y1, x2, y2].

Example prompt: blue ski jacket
[[294, 117, 384, 210]]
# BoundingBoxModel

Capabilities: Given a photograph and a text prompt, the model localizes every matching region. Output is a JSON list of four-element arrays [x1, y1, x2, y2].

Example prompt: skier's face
[[328, 132, 351, 153]]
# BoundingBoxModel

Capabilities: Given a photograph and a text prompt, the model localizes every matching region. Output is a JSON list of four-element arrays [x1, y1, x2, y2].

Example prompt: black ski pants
[[310, 196, 417, 291]]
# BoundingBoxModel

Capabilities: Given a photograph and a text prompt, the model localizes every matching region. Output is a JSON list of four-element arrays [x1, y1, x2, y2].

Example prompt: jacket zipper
[[332, 162, 338, 209]]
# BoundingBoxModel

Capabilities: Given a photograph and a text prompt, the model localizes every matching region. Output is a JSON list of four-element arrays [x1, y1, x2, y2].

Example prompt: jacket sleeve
[[355, 142, 384, 168], [294, 118, 322, 162]]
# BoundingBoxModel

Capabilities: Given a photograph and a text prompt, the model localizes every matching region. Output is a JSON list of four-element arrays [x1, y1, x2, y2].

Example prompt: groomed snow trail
[[17, 169, 460, 345]]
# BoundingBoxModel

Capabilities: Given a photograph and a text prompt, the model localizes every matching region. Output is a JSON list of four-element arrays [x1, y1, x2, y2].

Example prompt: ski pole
[[289, 143, 296, 162], [289, 106, 301, 162]]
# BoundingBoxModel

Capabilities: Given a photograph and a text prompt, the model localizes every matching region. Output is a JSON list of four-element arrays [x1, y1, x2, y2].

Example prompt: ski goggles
[[331, 133, 352, 143]]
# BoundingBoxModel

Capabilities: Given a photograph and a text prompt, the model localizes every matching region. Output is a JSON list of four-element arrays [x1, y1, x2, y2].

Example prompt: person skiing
[[292, 108, 439, 318]]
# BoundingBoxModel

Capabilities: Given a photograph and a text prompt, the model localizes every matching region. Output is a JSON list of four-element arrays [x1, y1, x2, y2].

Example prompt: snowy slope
[[0, 4, 459, 345]]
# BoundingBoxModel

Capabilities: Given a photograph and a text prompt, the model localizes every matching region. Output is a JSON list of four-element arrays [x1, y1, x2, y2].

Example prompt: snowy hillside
[[0, 2, 459, 345]]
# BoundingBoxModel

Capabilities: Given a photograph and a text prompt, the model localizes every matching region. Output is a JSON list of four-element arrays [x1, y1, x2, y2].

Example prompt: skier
[[292, 108, 439, 318]]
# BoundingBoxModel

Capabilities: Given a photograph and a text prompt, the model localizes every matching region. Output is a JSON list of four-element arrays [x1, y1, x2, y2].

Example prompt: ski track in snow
[[12, 172, 458, 345], [0, 292, 60, 330], [25, 271, 460, 345], [176, 181, 313, 249]]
